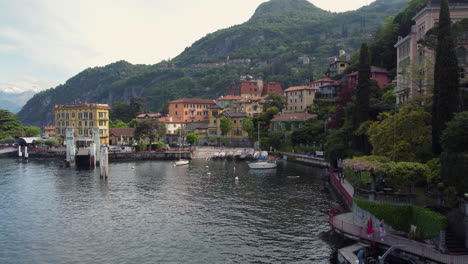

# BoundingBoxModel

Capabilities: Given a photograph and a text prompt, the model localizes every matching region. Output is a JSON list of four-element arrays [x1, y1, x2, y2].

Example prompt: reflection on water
[[0, 158, 334, 264]]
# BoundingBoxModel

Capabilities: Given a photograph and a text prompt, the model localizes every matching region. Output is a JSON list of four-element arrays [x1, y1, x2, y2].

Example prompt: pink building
[[394, 0, 468, 105], [347, 66, 392, 90]]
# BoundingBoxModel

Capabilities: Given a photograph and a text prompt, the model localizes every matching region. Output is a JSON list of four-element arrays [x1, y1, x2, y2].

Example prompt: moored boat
[[248, 161, 277, 169], [175, 159, 189, 166]]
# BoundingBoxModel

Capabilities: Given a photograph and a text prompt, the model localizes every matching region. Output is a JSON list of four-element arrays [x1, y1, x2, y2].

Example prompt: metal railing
[[329, 210, 468, 264]]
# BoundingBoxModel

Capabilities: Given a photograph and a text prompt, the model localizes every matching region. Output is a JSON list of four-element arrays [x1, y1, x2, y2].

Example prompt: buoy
[[132, 166, 135, 169], [235, 176, 239, 180], [207, 172, 211, 175], [206, 166, 209, 168]]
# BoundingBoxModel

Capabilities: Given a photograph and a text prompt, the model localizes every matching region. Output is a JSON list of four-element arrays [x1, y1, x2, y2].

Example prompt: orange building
[[168, 98, 216, 123], [227, 80, 263, 98], [261, 82, 282, 96]]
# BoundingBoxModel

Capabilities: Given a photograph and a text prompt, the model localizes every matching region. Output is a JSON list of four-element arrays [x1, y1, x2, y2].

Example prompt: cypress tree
[[432, 0, 461, 154], [352, 43, 371, 154], [353, 43, 371, 129]]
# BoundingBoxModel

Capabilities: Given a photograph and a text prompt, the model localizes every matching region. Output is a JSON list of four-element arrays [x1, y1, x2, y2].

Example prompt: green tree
[[128, 118, 139, 128], [263, 93, 286, 112], [129, 97, 147, 117], [111, 102, 132, 123], [241, 117, 254, 137], [0, 109, 23, 138], [45, 138, 59, 147], [440, 111, 468, 194], [134, 119, 166, 149], [25, 126, 41, 137], [110, 120, 129, 128], [220, 117, 232, 136], [352, 43, 371, 154], [186, 132, 199, 146], [432, 0, 461, 154], [34, 139, 45, 146], [368, 105, 432, 163]]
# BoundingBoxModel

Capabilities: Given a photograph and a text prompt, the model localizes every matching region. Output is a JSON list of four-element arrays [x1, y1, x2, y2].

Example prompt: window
[[457, 47, 466, 65], [175, 104, 178, 108], [175, 111, 178, 116], [234, 120, 237, 124], [173, 124, 176, 128], [184, 111, 188, 115]]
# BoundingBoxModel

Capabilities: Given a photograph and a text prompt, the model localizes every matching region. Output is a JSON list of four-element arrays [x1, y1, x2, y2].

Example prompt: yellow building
[[44, 126, 56, 138], [230, 97, 264, 117], [54, 102, 110, 145], [283, 86, 318, 112]]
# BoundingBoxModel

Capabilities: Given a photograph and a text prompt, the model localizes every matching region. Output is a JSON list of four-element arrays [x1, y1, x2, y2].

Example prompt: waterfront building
[[44, 126, 56, 138], [216, 111, 249, 137], [54, 102, 110, 145], [347, 66, 392, 90], [230, 97, 264, 117], [393, 0, 468, 105], [271, 112, 317, 132], [283, 86, 318, 112], [158, 116, 184, 135], [167, 98, 216, 123], [109, 128, 135, 146], [207, 104, 223, 137]]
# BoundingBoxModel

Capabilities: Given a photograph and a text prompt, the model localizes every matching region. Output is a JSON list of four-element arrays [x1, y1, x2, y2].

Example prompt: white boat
[[248, 161, 277, 169], [219, 152, 226, 159], [175, 159, 189, 166], [259, 151, 268, 160], [253, 151, 260, 159]]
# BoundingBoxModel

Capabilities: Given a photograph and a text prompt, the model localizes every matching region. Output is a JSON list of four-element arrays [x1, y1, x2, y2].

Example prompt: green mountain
[[18, 0, 411, 127]]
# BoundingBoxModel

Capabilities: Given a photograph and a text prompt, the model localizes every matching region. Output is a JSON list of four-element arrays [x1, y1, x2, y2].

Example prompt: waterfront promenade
[[328, 170, 468, 264]]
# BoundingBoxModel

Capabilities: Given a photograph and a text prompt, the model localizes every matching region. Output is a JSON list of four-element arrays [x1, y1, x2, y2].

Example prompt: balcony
[[190, 107, 195, 111], [190, 115, 196, 118]]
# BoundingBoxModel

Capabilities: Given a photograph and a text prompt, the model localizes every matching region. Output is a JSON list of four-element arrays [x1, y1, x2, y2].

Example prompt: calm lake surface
[[0, 158, 335, 263]]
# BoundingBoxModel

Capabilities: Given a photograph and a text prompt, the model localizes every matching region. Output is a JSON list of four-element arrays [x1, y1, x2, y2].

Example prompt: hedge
[[354, 198, 446, 239]]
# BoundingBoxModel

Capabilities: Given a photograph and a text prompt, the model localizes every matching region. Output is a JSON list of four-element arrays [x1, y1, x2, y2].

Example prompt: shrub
[[151, 142, 164, 150], [354, 198, 447, 239], [45, 138, 58, 147], [135, 143, 149, 151]]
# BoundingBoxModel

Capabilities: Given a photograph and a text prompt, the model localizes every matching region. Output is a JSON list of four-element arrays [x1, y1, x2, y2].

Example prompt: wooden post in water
[[65, 127, 76, 167], [100, 146, 108, 179], [92, 127, 100, 165], [89, 143, 96, 168], [24, 146, 28, 160]]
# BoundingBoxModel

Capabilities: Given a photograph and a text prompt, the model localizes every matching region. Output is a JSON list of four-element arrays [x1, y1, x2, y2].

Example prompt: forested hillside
[[18, 0, 412, 127]]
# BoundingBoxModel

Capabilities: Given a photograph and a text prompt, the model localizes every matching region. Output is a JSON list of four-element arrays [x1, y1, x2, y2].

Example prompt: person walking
[[379, 220, 386, 241], [366, 218, 374, 239]]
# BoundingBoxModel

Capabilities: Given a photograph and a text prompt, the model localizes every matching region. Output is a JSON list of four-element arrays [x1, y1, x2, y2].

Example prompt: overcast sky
[[0, 0, 372, 93]]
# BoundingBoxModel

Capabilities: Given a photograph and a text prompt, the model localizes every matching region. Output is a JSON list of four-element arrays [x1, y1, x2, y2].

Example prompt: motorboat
[[226, 151, 234, 160], [248, 161, 277, 169], [259, 151, 268, 160], [239, 151, 249, 160], [175, 159, 189, 166], [246, 149, 254, 160], [234, 150, 243, 160], [218, 152, 226, 159], [253, 151, 260, 159]]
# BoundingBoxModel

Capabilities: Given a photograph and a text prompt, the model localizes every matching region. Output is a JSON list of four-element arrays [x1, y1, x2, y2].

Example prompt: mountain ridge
[[17, 0, 412, 127]]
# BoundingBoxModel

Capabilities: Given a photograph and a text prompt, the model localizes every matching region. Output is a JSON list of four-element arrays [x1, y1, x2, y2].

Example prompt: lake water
[[0, 158, 335, 263]]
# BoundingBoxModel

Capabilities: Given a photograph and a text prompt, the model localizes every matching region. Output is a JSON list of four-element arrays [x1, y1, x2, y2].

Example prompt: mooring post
[[100, 146, 108, 179], [24, 146, 28, 160], [18, 146, 21, 157], [65, 127, 76, 167], [89, 143, 96, 168]]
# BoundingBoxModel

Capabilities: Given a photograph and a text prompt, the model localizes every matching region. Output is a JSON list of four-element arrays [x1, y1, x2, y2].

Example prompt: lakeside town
[[1, 0, 468, 263]]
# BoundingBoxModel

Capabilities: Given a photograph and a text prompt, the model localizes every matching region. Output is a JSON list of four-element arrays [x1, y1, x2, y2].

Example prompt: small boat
[[246, 149, 254, 160], [239, 151, 248, 160], [212, 152, 220, 159], [234, 150, 242, 160], [226, 151, 234, 160], [175, 159, 189, 166], [259, 151, 268, 160], [218, 152, 226, 159], [248, 161, 277, 169], [253, 151, 260, 159], [287, 175, 301, 179]]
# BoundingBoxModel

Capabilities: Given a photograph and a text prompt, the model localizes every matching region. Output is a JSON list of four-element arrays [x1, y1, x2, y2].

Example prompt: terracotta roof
[[158, 117, 183, 123], [311, 77, 335, 83], [348, 66, 389, 76], [168, 98, 216, 104], [44, 126, 55, 130], [284, 86, 317, 92], [271, 112, 317, 122], [217, 95, 243, 101], [221, 111, 249, 118], [136, 113, 162, 118], [109, 128, 135, 136]]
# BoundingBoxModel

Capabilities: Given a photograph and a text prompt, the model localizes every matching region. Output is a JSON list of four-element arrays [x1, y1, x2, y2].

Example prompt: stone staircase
[[445, 231, 468, 255]]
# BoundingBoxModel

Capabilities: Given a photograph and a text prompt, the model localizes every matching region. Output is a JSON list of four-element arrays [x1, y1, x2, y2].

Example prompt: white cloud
[[0, 76, 58, 94]]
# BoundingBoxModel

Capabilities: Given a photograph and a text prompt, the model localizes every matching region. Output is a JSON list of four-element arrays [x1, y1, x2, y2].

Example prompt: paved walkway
[[328, 170, 467, 264]]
